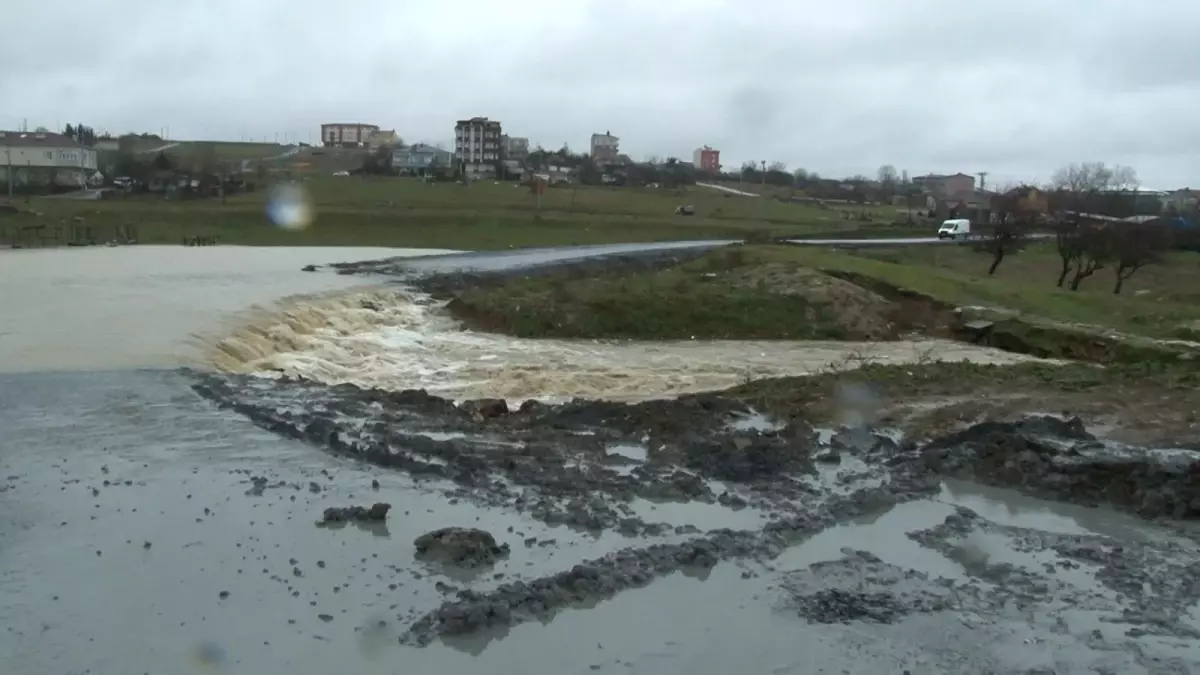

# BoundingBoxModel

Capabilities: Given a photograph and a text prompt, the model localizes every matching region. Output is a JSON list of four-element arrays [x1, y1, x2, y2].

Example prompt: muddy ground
[[189, 369, 1200, 664]]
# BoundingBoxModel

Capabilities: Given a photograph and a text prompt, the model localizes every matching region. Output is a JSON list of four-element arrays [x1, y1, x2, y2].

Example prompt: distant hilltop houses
[[310, 117, 721, 183], [2, 119, 1194, 222]]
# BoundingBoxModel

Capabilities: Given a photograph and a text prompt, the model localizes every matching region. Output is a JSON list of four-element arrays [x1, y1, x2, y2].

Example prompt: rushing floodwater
[[3, 245, 1193, 674]]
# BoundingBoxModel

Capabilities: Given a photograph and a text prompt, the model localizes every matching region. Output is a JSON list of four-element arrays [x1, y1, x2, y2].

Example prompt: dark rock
[[317, 502, 392, 525], [414, 527, 510, 567], [460, 398, 509, 420], [301, 264, 318, 272]]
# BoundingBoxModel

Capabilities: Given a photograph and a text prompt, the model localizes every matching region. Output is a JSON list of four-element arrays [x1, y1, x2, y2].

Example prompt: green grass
[[4, 176, 903, 249], [446, 246, 893, 340], [794, 244, 1200, 339]]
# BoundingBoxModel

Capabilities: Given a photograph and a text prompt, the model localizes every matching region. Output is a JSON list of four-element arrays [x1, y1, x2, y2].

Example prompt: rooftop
[[0, 131, 87, 149]]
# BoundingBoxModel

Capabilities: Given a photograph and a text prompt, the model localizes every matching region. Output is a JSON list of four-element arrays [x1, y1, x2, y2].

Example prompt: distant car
[[332, 170, 350, 177], [937, 218, 970, 239]]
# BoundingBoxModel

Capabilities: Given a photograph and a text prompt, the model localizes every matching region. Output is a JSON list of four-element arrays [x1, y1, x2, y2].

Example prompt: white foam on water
[[209, 287, 1051, 403]]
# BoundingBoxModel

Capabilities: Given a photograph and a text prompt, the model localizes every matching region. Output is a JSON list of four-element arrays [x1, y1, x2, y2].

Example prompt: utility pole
[[978, 171, 988, 192], [5, 144, 12, 198]]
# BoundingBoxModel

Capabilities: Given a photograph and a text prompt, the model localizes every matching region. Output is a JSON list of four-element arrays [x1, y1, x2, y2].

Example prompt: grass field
[[438, 243, 1200, 345], [3, 176, 918, 249]]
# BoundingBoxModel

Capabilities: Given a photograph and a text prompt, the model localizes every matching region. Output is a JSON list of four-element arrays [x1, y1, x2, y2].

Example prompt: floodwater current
[[1, 244, 1196, 674]]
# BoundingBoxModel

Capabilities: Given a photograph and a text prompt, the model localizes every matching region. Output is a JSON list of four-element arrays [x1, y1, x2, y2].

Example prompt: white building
[[590, 131, 619, 164], [0, 131, 99, 188], [320, 123, 381, 148], [454, 117, 501, 175]]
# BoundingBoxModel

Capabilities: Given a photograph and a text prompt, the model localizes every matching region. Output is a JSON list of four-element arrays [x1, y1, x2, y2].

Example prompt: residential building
[[366, 129, 400, 150], [454, 117, 502, 175], [590, 131, 619, 164], [912, 172, 976, 200], [501, 135, 529, 160], [1164, 188, 1199, 213], [320, 123, 381, 148], [392, 144, 455, 176], [692, 146, 720, 174], [0, 130, 99, 188]]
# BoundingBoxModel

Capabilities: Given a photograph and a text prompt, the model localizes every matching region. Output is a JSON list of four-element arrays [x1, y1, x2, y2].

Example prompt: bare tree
[[980, 188, 1035, 275], [1110, 219, 1171, 294], [1050, 161, 1139, 192], [1052, 216, 1085, 287], [1067, 222, 1112, 291], [877, 164, 899, 188]]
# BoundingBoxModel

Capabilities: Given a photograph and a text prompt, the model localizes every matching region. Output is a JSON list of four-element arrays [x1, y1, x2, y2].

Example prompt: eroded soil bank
[[189, 369, 1200, 663]]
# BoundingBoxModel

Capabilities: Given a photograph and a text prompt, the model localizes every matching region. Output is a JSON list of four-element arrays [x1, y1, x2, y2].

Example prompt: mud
[[182, 369, 1200, 658], [922, 416, 1200, 518], [414, 527, 511, 568], [319, 503, 392, 524]]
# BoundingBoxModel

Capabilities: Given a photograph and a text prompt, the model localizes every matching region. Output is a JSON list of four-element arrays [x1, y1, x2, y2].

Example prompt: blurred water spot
[[191, 640, 228, 671], [266, 182, 316, 231]]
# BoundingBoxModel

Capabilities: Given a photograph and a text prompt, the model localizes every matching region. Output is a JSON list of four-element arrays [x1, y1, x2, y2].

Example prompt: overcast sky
[[3, 0, 1197, 188]]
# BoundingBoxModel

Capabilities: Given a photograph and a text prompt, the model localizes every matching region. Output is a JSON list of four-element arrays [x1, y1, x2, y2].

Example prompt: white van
[[937, 219, 971, 239]]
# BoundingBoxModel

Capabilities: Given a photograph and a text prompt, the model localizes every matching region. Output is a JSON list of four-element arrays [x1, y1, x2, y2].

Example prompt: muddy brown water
[[1, 245, 1197, 674]]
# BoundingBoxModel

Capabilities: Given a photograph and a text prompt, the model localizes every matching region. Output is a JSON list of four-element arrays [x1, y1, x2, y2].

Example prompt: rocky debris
[[921, 416, 1200, 519], [682, 433, 813, 483], [780, 550, 954, 624], [460, 398, 508, 420], [317, 503, 391, 525], [414, 527, 510, 567]]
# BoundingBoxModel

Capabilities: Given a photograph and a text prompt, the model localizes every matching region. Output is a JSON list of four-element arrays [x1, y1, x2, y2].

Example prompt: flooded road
[[2, 244, 1198, 674], [0, 246, 455, 372]]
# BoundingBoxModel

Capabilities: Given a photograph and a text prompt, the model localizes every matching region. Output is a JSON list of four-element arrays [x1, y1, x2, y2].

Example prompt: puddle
[[938, 480, 1160, 543], [607, 444, 648, 463], [776, 499, 966, 581], [417, 431, 468, 442], [727, 411, 783, 433], [623, 497, 768, 532], [801, 455, 884, 496]]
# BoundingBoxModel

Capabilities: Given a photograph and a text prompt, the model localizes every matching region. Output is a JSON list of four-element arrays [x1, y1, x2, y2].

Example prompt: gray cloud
[[2, 0, 1197, 187]]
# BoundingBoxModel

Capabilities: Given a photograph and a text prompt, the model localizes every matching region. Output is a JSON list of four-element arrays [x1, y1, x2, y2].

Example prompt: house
[[590, 131, 619, 164], [366, 129, 400, 150], [0, 130, 99, 189], [392, 144, 454, 176], [455, 117, 501, 177], [912, 172, 976, 200], [1163, 188, 1199, 213], [320, 123, 380, 148]]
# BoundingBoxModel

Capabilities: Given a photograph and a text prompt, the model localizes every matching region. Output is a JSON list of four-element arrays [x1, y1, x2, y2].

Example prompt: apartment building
[[0, 130, 98, 187], [501, 134, 529, 160], [320, 123, 380, 148], [590, 131, 619, 164], [911, 172, 976, 200], [454, 117, 501, 174], [692, 146, 720, 174]]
